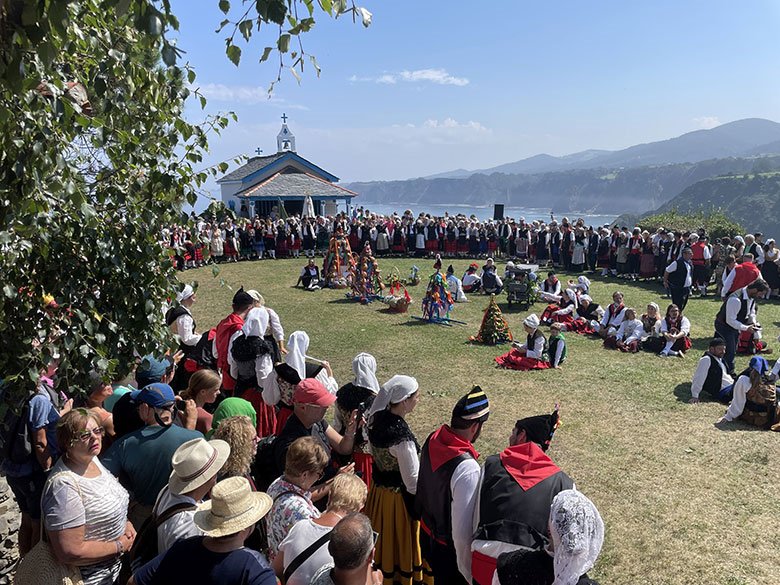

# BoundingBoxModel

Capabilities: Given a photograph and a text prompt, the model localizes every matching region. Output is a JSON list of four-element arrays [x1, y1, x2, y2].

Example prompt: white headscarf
[[564, 288, 579, 307], [242, 307, 269, 338], [523, 314, 541, 329], [176, 284, 194, 303], [550, 490, 605, 585], [368, 375, 418, 419], [352, 353, 380, 394], [285, 331, 309, 380], [577, 276, 591, 293]]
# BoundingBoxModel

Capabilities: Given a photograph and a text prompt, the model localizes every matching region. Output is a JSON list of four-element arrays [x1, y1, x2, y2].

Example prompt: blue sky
[[170, 0, 780, 203]]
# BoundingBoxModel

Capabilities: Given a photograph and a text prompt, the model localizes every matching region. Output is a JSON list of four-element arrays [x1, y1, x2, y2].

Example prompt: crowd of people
[[4, 205, 779, 585], [165, 208, 780, 301]]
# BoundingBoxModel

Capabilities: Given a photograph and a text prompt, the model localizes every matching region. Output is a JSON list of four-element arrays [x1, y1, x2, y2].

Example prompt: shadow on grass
[[713, 419, 766, 432], [327, 297, 359, 305], [673, 382, 693, 403]]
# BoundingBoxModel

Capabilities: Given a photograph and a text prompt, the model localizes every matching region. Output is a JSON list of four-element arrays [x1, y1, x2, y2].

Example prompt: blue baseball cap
[[136, 355, 175, 387], [131, 383, 176, 408]]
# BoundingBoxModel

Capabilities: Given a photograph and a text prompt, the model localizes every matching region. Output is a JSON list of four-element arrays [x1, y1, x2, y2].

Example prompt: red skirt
[[194, 247, 204, 262], [289, 237, 301, 251], [392, 243, 406, 252], [457, 240, 469, 253], [736, 331, 765, 354], [276, 239, 289, 256], [673, 336, 693, 353], [472, 550, 498, 585], [603, 337, 619, 349], [223, 241, 237, 256], [540, 303, 560, 322], [426, 240, 438, 252], [566, 318, 594, 335], [349, 233, 359, 250], [444, 240, 457, 253], [353, 452, 373, 490], [239, 388, 277, 438], [495, 349, 551, 370], [488, 241, 498, 252]]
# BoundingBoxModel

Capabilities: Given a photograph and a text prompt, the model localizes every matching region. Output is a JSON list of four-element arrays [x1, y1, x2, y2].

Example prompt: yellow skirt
[[366, 484, 434, 585]]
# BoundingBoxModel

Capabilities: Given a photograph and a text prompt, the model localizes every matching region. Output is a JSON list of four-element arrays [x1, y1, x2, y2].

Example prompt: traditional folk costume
[[164, 285, 206, 391], [262, 331, 338, 432], [540, 288, 578, 325], [606, 317, 644, 352], [657, 313, 692, 356], [335, 353, 380, 488], [690, 343, 734, 403], [417, 388, 489, 585], [547, 331, 567, 368], [538, 276, 562, 303], [213, 288, 254, 393], [640, 238, 656, 279], [366, 376, 433, 585], [592, 301, 625, 338], [723, 357, 770, 422], [227, 308, 276, 437], [715, 287, 760, 376], [563, 295, 601, 335], [721, 261, 761, 298], [495, 314, 550, 370], [471, 410, 573, 585]]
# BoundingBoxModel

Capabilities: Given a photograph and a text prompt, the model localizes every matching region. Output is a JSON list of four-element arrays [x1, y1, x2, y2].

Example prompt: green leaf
[[277, 34, 290, 53], [2, 285, 17, 299], [218, 0, 230, 14], [260, 46, 274, 63], [162, 44, 177, 66], [226, 44, 242, 66], [239, 19, 253, 41]]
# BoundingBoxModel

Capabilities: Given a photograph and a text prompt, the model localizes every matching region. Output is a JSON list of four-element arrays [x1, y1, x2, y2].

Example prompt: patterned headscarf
[[550, 489, 605, 585]]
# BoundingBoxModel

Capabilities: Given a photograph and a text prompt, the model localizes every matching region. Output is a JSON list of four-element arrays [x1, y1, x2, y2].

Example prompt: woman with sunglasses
[[40, 408, 136, 585]]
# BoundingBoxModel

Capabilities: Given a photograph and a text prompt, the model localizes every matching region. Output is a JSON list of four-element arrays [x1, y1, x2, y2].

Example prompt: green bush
[[637, 209, 745, 240]]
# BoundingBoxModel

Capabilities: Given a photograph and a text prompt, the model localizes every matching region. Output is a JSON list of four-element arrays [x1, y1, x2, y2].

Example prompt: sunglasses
[[73, 426, 105, 444]]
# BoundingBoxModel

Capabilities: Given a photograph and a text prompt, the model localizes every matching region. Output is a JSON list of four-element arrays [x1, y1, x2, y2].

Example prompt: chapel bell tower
[[276, 113, 296, 153]]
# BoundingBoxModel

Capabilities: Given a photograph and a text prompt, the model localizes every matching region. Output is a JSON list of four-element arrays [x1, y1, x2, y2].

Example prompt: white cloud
[[350, 68, 469, 87], [422, 118, 487, 131], [195, 83, 309, 110], [693, 116, 721, 130]]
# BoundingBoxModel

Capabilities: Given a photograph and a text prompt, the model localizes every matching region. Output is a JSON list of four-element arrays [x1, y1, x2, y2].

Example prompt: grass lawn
[[185, 257, 780, 585]]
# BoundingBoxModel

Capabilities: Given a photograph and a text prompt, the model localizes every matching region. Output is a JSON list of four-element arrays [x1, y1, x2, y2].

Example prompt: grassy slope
[[186, 258, 780, 585]]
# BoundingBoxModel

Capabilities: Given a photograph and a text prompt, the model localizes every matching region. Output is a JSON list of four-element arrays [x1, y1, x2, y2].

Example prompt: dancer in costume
[[322, 227, 356, 289], [540, 288, 578, 326], [416, 388, 490, 585], [495, 314, 550, 370], [335, 353, 380, 487], [471, 408, 573, 585], [262, 331, 338, 432], [365, 375, 433, 585], [227, 307, 276, 437]]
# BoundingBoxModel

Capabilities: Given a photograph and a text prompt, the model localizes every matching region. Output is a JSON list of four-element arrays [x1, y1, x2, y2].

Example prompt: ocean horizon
[[355, 202, 617, 227]]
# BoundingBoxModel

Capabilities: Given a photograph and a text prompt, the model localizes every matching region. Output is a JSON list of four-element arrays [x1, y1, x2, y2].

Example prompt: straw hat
[[168, 438, 231, 495], [193, 476, 272, 537]]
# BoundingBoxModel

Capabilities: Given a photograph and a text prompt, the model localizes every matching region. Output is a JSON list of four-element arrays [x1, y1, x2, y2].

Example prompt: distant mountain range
[[344, 118, 780, 216], [420, 118, 780, 179]]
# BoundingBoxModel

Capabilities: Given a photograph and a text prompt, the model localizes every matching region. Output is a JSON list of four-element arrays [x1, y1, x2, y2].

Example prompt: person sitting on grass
[[592, 291, 626, 342], [639, 303, 662, 350], [495, 314, 550, 371], [719, 356, 770, 423], [609, 308, 643, 352], [562, 295, 602, 335], [541, 288, 578, 326], [656, 304, 691, 358], [296, 258, 322, 290], [462, 263, 482, 294], [538, 271, 562, 303], [548, 323, 567, 368], [446, 264, 468, 302], [689, 337, 734, 404], [480, 258, 504, 294]]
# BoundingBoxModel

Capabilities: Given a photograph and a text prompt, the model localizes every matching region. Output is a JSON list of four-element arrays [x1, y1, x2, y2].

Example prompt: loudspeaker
[[493, 204, 505, 221]]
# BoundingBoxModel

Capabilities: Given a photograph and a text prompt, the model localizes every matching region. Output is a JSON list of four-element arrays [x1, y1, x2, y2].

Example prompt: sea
[[356, 202, 616, 227]]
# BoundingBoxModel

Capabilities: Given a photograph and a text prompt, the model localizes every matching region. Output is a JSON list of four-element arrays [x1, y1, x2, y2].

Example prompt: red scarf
[[499, 441, 561, 491], [427, 425, 479, 472]]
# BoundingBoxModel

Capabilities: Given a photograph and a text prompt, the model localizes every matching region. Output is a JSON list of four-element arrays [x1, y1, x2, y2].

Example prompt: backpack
[[739, 379, 779, 429], [250, 434, 280, 492], [0, 382, 56, 466], [129, 501, 197, 571]]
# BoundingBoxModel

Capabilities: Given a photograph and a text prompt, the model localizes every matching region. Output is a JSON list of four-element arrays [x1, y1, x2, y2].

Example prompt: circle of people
[[8, 211, 780, 585]]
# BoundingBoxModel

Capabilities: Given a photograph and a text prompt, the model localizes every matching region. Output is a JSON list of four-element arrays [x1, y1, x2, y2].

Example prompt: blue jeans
[[714, 321, 739, 376]]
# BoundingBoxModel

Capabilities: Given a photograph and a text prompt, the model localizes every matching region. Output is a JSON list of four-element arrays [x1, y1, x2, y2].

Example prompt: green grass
[[185, 257, 780, 585]]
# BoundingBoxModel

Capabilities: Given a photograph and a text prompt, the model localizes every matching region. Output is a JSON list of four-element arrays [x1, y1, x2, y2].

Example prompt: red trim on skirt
[[239, 388, 277, 438], [444, 240, 457, 253], [495, 350, 552, 370], [471, 550, 498, 585], [566, 318, 594, 335]]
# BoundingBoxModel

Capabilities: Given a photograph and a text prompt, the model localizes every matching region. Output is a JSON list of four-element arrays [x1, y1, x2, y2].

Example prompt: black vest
[[716, 293, 750, 327], [668, 260, 690, 287], [475, 454, 573, 550], [701, 354, 724, 398], [548, 336, 565, 365], [416, 433, 472, 545]]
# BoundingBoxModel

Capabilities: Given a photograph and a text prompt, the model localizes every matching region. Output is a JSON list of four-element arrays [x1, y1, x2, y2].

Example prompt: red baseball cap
[[293, 379, 337, 407]]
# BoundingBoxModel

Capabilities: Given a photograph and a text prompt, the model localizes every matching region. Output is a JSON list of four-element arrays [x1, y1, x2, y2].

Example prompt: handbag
[[14, 471, 84, 585]]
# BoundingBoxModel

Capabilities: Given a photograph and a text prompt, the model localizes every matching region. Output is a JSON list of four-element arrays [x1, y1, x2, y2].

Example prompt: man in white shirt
[[664, 247, 693, 312], [689, 338, 734, 404], [152, 438, 230, 556], [416, 388, 490, 584], [714, 279, 769, 376]]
